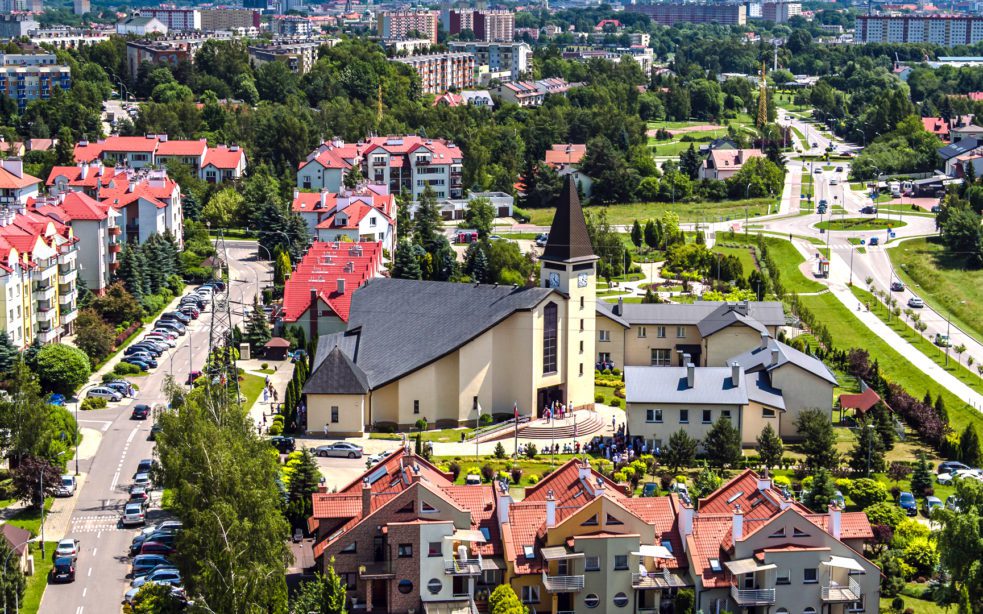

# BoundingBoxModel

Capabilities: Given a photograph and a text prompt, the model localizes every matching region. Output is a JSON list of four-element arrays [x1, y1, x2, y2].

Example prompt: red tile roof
[[839, 387, 884, 414], [362, 136, 463, 164], [156, 139, 208, 157], [202, 145, 245, 170], [46, 164, 127, 189], [922, 117, 950, 138], [697, 469, 807, 519], [291, 192, 337, 214], [433, 92, 463, 107], [0, 166, 40, 190], [53, 192, 108, 221], [545, 144, 586, 167], [300, 143, 361, 171], [280, 241, 382, 324], [687, 514, 733, 587]]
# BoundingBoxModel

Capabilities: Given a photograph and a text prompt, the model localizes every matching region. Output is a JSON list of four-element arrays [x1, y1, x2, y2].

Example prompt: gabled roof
[[596, 300, 785, 327], [921, 117, 949, 137], [697, 303, 769, 337], [937, 138, 981, 160], [155, 139, 208, 157], [306, 279, 554, 391], [706, 148, 764, 171], [279, 241, 382, 324], [0, 165, 40, 190], [202, 146, 245, 169], [0, 524, 31, 556], [302, 346, 369, 395], [624, 366, 748, 405], [545, 144, 586, 167], [541, 175, 595, 263], [728, 338, 838, 385], [55, 192, 108, 221]]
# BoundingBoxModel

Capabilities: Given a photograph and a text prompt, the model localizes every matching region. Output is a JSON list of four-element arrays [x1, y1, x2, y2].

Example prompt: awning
[[445, 529, 486, 543], [423, 600, 472, 614], [724, 558, 778, 575], [481, 557, 504, 571], [541, 546, 585, 561], [823, 555, 865, 572], [631, 545, 675, 559]]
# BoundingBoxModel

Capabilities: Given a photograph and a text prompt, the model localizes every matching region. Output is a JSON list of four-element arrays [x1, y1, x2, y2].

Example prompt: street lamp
[[865, 423, 876, 477], [40, 450, 66, 559], [744, 182, 752, 235], [3, 536, 39, 614]]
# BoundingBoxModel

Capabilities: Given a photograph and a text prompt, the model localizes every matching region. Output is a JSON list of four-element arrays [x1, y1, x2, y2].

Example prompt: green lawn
[[239, 373, 266, 410], [713, 245, 759, 275], [815, 218, 907, 231], [850, 287, 983, 396], [527, 199, 775, 226], [797, 292, 983, 436], [22, 542, 55, 614], [721, 233, 825, 293], [880, 584, 946, 614], [7, 498, 53, 536], [889, 237, 983, 343]]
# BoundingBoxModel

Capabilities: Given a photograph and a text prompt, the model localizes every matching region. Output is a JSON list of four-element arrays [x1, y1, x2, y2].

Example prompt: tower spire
[[541, 175, 596, 263]]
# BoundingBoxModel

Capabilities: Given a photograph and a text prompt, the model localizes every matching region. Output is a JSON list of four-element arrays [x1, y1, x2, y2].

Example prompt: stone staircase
[[481, 410, 606, 442]]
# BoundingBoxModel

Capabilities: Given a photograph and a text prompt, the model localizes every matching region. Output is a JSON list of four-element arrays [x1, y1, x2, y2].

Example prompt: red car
[[139, 541, 176, 556]]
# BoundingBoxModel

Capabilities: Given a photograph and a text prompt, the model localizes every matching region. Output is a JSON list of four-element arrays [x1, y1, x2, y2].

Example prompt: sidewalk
[[240, 357, 294, 433]]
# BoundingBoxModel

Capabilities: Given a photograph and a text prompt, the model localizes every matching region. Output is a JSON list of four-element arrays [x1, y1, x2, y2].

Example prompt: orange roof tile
[[202, 146, 245, 169], [0, 166, 41, 190]]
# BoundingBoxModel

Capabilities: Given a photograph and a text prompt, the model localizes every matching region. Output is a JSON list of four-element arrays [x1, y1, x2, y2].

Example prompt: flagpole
[[514, 401, 519, 459], [475, 403, 480, 462]]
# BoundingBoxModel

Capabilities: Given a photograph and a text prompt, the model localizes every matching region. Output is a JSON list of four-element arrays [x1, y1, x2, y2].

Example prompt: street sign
[[888, 231, 896, 238], [860, 239, 866, 245]]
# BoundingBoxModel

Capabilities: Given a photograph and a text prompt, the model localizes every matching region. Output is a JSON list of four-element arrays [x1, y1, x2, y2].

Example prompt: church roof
[[303, 346, 369, 395], [306, 278, 554, 391], [541, 175, 595, 263]]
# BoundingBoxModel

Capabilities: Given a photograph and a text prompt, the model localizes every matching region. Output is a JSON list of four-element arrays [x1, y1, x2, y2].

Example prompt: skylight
[[523, 546, 535, 559], [726, 492, 744, 504], [709, 558, 722, 572]]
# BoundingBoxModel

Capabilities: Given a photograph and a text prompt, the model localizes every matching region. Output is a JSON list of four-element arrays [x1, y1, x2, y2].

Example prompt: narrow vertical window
[[543, 302, 558, 374]]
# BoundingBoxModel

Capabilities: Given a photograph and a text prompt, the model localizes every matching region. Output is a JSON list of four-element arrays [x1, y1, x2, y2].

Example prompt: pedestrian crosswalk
[[70, 514, 126, 534]]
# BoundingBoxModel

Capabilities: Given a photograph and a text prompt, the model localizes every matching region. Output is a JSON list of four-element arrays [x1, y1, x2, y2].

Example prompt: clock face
[[578, 272, 589, 288], [548, 272, 561, 288]]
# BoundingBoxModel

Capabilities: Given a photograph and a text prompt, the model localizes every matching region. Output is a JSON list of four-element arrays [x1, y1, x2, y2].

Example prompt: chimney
[[731, 362, 741, 387], [732, 505, 744, 542], [757, 474, 772, 492], [320, 189, 329, 210], [1, 158, 23, 179], [770, 348, 780, 366], [615, 296, 623, 316], [336, 278, 345, 294], [686, 361, 695, 389], [545, 490, 556, 528], [828, 505, 841, 540], [79, 162, 88, 180], [158, 134, 168, 143], [677, 502, 694, 543], [128, 180, 136, 193], [361, 478, 372, 517], [760, 332, 770, 350], [293, 189, 299, 202], [735, 300, 749, 316], [578, 457, 592, 481], [496, 484, 512, 524]]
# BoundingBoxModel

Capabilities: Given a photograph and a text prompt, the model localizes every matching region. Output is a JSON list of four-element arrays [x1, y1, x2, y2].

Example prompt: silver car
[[87, 387, 122, 402], [122, 502, 146, 527], [314, 442, 364, 458]]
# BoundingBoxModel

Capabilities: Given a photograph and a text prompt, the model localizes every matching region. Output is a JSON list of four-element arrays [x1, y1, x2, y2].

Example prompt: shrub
[[525, 443, 537, 459], [36, 344, 91, 394], [849, 478, 889, 509], [497, 471, 508, 482], [261, 363, 269, 370], [493, 442, 507, 459], [527, 474, 539, 484], [865, 501, 906, 529], [594, 394, 605, 403], [447, 462, 461, 481], [613, 471, 626, 483], [268, 422, 283, 435], [611, 368, 621, 377], [510, 467, 523, 483], [81, 397, 107, 411], [773, 475, 792, 488], [610, 398, 622, 408], [480, 463, 496, 482], [114, 362, 141, 376]]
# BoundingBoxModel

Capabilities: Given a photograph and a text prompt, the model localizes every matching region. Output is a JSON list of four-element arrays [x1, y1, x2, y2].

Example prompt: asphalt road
[[39, 244, 269, 614]]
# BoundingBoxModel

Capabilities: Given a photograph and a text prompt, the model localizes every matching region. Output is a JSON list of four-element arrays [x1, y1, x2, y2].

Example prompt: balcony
[[108, 225, 121, 237], [822, 578, 862, 603], [36, 327, 58, 343], [730, 585, 776, 606], [109, 261, 120, 272], [57, 249, 77, 265], [541, 572, 584, 592], [59, 290, 76, 305], [61, 308, 77, 325], [444, 558, 482, 576], [33, 284, 55, 301], [36, 308, 56, 323], [632, 568, 689, 589], [358, 561, 394, 580], [58, 269, 77, 284]]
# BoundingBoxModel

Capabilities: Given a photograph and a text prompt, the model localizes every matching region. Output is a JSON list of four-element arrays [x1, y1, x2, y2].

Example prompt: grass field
[[797, 291, 983, 436], [815, 218, 907, 231], [239, 373, 266, 410], [527, 199, 775, 226], [713, 244, 758, 275], [850, 287, 983, 396], [880, 584, 946, 614], [889, 237, 983, 343], [720, 233, 825, 293], [22, 542, 56, 614]]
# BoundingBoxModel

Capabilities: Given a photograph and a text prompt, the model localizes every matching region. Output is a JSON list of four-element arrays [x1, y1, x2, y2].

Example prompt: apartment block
[[137, 7, 201, 32], [71, 135, 246, 183], [761, 1, 802, 23], [627, 2, 747, 26], [493, 78, 574, 107], [858, 15, 983, 46], [0, 55, 71, 112], [199, 9, 260, 32], [271, 16, 313, 37], [248, 41, 327, 75], [126, 41, 194, 78], [378, 10, 439, 44], [29, 28, 109, 50], [291, 185, 395, 249], [474, 11, 514, 42], [0, 15, 40, 40], [394, 52, 475, 95], [72, 0, 88, 15], [447, 41, 531, 80]]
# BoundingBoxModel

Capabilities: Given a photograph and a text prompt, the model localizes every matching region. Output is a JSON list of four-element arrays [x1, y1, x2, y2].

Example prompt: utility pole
[[945, 313, 952, 366], [207, 230, 241, 408]]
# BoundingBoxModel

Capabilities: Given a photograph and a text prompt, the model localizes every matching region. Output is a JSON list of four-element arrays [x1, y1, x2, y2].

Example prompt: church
[[303, 177, 599, 435]]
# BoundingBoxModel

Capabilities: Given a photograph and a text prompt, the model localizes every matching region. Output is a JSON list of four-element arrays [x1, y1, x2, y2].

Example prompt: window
[[613, 593, 629, 608], [651, 349, 671, 366], [428, 542, 442, 557], [580, 340, 584, 353], [599, 330, 610, 342], [676, 326, 686, 338], [580, 319, 584, 331], [330, 406, 339, 423], [638, 326, 647, 338], [369, 216, 377, 227], [523, 546, 535, 559], [803, 568, 818, 584], [341, 572, 357, 590], [709, 558, 722, 572], [702, 410, 712, 424], [340, 541, 356, 553], [848, 597, 865, 612], [762, 408, 776, 418], [599, 352, 610, 364], [803, 609, 817, 614], [521, 585, 540, 604], [543, 303, 558, 374], [776, 571, 791, 585], [581, 515, 598, 526], [579, 363, 584, 376], [646, 409, 663, 423], [473, 396, 479, 410], [661, 540, 673, 553], [580, 296, 584, 309], [606, 514, 624, 526], [414, 400, 420, 414], [793, 528, 810, 538], [427, 578, 442, 594], [722, 410, 731, 420], [657, 326, 666, 338], [768, 528, 787, 538], [421, 501, 437, 513], [398, 544, 413, 558], [679, 410, 689, 424], [584, 594, 600, 608], [398, 579, 413, 594], [613, 555, 628, 570], [585, 555, 600, 571]]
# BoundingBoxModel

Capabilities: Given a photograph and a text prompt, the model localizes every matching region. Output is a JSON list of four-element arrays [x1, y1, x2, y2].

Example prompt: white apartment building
[[448, 41, 532, 81], [394, 52, 476, 95], [858, 15, 983, 46], [137, 7, 202, 31]]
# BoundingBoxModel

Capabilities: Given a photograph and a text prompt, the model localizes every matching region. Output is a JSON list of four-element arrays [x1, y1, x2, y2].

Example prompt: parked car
[[137, 458, 153, 474], [105, 381, 134, 397], [125, 344, 158, 357], [56, 475, 76, 497], [50, 557, 76, 583], [131, 568, 181, 590], [144, 334, 176, 348], [179, 306, 199, 319], [55, 538, 80, 561], [155, 320, 185, 335], [314, 442, 364, 458], [131, 555, 173, 578], [869, 237, 879, 246], [130, 354, 158, 368], [149, 422, 162, 441], [122, 501, 146, 527], [860, 206, 877, 215], [139, 541, 176, 557], [129, 485, 150, 507], [160, 311, 190, 324], [268, 436, 295, 454], [133, 472, 152, 489], [87, 387, 122, 402], [922, 496, 943, 516], [931, 205, 942, 213], [907, 297, 924, 308], [366, 451, 390, 467], [899, 491, 917, 516], [890, 281, 905, 292], [641, 482, 659, 497], [121, 358, 149, 371], [945, 495, 961, 511], [535, 233, 549, 247], [938, 461, 972, 474]]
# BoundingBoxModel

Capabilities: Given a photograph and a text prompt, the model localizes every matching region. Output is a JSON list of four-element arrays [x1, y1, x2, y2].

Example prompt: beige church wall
[[307, 393, 365, 436]]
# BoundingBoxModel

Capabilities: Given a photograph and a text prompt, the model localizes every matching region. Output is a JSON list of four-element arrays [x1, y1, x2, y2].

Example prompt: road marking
[[127, 427, 138, 444], [82, 587, 87, 598], [87, 567, 91, 577], [96, 531, 101, 539], [110, 471, 120, 490], [92, 547, 97, 556]]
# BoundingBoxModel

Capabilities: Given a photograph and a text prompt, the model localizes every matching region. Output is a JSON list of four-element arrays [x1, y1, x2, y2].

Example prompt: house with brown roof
[[699, 148, 765, 181], [308, 448, 504, 613]]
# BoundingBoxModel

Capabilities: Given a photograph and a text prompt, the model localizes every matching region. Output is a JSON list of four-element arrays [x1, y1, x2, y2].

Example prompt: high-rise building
[[474, 10, 514, 42], [0, 14, 40, 39], [0, 54, 71, 111], [199, 9, 261, 32], [858, 15, 983, 46], [137, 7, 202, 32], [72, 0, 89, 15], [378, 10, 439, 44], [626, 2, 746, 26], [447, 41, 531, 80], [761, 1, 801, 23], [394, 52, 475, 95]]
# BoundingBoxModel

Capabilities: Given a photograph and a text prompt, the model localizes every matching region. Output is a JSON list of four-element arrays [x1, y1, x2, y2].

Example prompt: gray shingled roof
[[596, 299, 629, 327], [305, 278, 554, 392], [937, 138, 981, 160], [598, 301, 785, 327], [541, 175, 596, 263], [624, 366, 748, 405], [728, 338, 838, 385], [744, 371, 786, 410], [697, 304, 769, 337], [303, 345, 369, 395]]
